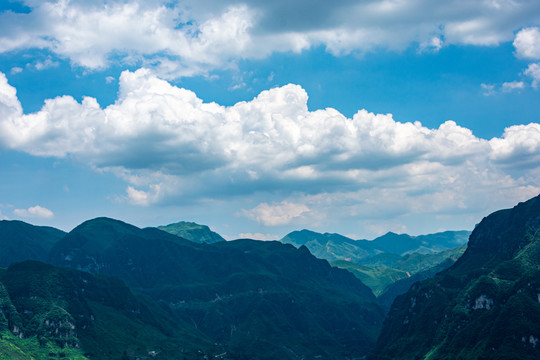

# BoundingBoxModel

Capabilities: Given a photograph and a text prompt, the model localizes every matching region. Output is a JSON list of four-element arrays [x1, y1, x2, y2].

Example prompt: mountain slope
[[156, 220, 225, 244], [330, 261, 410, 296], [371, 194, 540, 360], [0, 220, 66, 267], [281, 229, 469, 260], [281, 229, 376, 262], [0, 261, 215, 359], [49, 217, 385, 358]]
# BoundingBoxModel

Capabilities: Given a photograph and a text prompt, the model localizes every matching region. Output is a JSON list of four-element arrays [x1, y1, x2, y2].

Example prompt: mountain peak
[[156, 220, 225, 244], [455, 194, 540, 272]]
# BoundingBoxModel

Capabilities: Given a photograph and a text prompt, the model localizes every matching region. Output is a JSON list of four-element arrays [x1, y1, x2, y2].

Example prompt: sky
[[0, 0, 540, 240]]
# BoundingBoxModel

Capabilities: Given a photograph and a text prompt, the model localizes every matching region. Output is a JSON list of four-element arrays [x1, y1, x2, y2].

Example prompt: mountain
[[330, 261, 410, 296], [281, 229, 470, 261], [280, 229, 377, 262], [0, 220, 66, 267], [156, 220, 225, 244], [283, 229, 469, 303], [49, 217, 385, 358], [376, 258, 456, 310], [331, 245, 466, 299], [0, 260, 216, 359], [371, 194, 540, 360], [368, 231, 470, 255]]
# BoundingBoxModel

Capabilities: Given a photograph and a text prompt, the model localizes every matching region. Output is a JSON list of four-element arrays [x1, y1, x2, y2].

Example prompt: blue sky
[[1, 0, 540, 240]]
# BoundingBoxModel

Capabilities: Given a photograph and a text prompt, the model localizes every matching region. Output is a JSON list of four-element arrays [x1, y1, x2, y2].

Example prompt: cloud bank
[[1, 0, 540, 77], [0, 69, 538, 227]]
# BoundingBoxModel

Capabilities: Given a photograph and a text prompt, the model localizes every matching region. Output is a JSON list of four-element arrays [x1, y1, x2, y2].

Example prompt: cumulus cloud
[[126, 184, 162, 206], [489, 123, 540, 167], [0, 69, 539, 227], [1, 0, 539, 77], [525, 63, 540, 89], [241, 201, 310, 226], [514, 27, 540, 59], [13, 205, 54, 219]]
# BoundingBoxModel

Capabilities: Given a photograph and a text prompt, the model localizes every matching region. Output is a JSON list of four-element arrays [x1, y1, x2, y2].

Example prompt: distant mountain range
[[371, 194, 540, 359], [2, 195, 538, 360], [280, 229, 469, 299], [281, 229, 470, 259]]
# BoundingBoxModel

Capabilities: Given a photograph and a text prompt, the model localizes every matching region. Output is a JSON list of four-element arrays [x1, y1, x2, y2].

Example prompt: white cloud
[[482, 80, 526, 95], [501, 80, 525, 92], [481, 83, 496, 96], [489, 123, 540, 166], [13, 205, 54, 219], [241, 201, 310, 226], [1, 1, 539, 77], [0, 69, 538, 230], [525, 63, 540, 89], [126, 184, 162, 206], [10, 67, 23, 75], [32, 58, 59, 71], [237, 232, 278, 241], [514, 27, 540, 59]]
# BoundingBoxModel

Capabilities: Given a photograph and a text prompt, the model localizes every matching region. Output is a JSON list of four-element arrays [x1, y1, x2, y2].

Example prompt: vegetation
[[3, 194, 539, 360], [0, 220, 66, 267], [330, 261, 409, 296], [371, 194, 540, 360], [289, 228, 469, 302], [44, 217, 385, 358], [155, 220, 225, 244]]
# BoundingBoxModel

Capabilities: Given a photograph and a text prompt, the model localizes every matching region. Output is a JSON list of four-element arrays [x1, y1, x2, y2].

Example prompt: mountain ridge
[[156, 220, 225, 244], [371, 194, 540, 360], [46, 216, 385, 358]]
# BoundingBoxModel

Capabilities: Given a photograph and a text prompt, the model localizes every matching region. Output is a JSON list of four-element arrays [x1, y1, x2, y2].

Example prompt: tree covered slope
[[371, 194, 540, 360], [48, 217, 385, 359], [0, 220, 66, 267], [156, 220, 225, 244]]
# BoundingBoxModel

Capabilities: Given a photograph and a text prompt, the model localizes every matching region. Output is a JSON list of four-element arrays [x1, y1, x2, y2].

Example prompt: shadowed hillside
[[371, 194, 540, 360]]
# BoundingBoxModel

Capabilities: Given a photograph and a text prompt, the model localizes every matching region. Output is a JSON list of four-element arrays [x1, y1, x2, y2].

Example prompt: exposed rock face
[[38, 307, 79, 348], [472, 294, 493, 310], [371, 194, 540, 360]]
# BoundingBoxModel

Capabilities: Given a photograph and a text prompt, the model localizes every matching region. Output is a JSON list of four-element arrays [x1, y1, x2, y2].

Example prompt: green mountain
[[48, 217, 385, 358], [0, 220, 66, 267], [330, 261, 410, 296], [0, 260, 216, 360], [281, 229, 377, 262], [391, 243, 467, 274], [331, 245, 466, 299], [284, 229, 469, 304], [156, 220, 225, 244], [376, 258, 456, 310], [371, 194, 540, 360], [281, 229, 469, 261]]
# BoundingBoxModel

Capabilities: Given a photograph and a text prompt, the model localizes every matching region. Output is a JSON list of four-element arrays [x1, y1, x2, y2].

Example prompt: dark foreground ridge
[[371, 194, 540, 360], [0, 216, 385, 359]]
